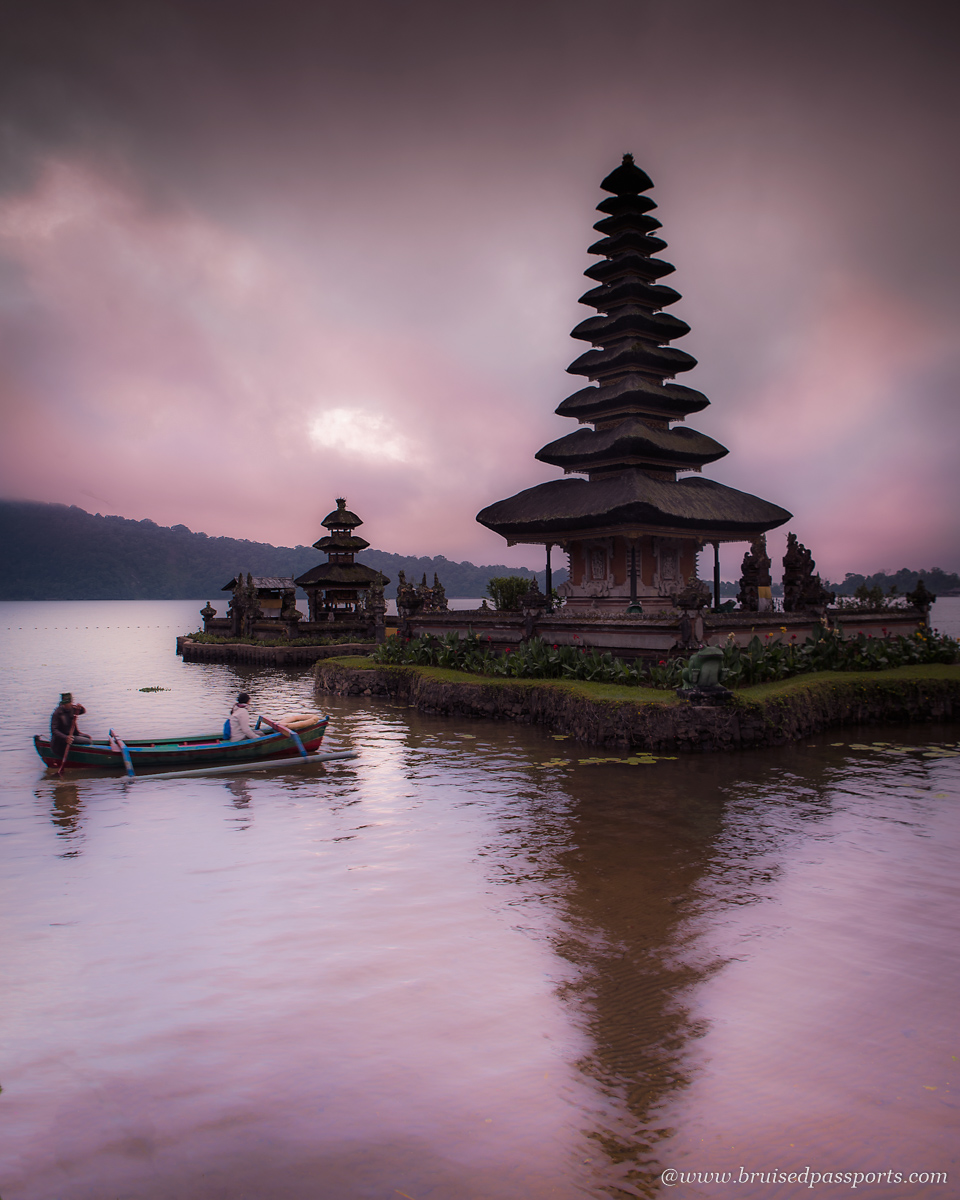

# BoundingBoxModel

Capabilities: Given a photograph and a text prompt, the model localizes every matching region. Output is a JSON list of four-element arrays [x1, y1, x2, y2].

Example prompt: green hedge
[[370, 625, 958, 689]]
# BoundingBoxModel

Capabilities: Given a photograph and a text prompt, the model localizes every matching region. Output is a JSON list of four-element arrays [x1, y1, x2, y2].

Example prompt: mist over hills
[[0, 500, 563, 601]]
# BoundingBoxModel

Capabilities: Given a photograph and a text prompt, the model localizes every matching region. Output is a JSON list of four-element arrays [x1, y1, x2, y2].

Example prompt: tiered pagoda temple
[[294, 498, 388, 620], [477, 155, 791, 612]]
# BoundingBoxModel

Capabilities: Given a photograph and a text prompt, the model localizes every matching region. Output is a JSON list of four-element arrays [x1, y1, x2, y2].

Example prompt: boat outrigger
[[35, 712, 339, 777]]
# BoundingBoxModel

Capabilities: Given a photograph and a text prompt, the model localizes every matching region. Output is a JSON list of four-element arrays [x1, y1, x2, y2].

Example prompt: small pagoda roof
[[567, 341, 698, 379], [535, 419, 728, 471], [557, 375, 710, 422], [583, 253, 675, 286], [586, 231, 668, 258], [294, 562, 387, 588], [321, 498, 363, 529], [570, 309, 690, 344], [579, 279, 681, 312], [592, 211, 662, 236], [600, 154, 654, 195], [595, 194, 658, 217], [222, 575, 296, 592], [477, 474, 791, 542], [312, 533, 370, 552]]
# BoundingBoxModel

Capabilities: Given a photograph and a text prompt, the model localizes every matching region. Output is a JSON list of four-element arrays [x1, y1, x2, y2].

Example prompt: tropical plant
[[485, 576, 534, 612]]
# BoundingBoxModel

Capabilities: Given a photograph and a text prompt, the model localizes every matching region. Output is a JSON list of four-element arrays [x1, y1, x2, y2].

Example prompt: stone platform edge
[[177, 637, 375, 666], [314, 660, 960, 752]]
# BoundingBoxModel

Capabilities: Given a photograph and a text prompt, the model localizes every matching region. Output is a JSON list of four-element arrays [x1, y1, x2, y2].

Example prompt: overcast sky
[[1, 0, 958, 579]]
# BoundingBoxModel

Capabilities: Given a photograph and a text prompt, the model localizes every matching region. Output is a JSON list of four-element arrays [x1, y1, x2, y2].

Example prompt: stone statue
[[672, 575, 711, 612], [242, 573, 263, 637], [227, 571, 256, 637], [677, 645, 731, 705], [906, 579, 935, 622], [368, 576, 388, 643], [396, 572, 424, 636], [431, 573, 448, 612], [737, 537, 772, 612], [200, 601, 216, 633], [520, 578, 550, 639], [782, 532, 835, 615]]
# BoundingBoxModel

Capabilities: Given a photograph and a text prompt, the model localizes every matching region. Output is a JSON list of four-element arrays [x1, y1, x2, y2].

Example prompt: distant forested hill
[[0, 500, 563, 600], [825, 568, 960, 596], [714, 570, 960, 599]]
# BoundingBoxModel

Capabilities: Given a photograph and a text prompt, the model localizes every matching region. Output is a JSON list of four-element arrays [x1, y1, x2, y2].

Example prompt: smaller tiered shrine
[[295, 498, 388, 621]]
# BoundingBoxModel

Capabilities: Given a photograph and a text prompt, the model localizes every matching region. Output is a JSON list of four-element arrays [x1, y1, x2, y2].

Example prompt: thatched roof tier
[[592, 211, 662, 236], [477, 474, 791, 543], [321, 498, 363, 529], [557, 375, 710, 422], [600, 154, 654, 195], [587, 231, 668, 257], [595, 194, 658, 218], [571, 309, 690, 344], [222, 575, 297, 591], [294, 562, 387, 588], [312, 533, 370, 552], [583, 253, 676, 286], [567, 342, 698, 380], [579, 279, 682, 312], [535, 419, 727, 472]]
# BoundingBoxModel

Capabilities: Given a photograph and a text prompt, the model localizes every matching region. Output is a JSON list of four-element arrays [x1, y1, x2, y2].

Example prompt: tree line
[[0, 500, 563, 601]]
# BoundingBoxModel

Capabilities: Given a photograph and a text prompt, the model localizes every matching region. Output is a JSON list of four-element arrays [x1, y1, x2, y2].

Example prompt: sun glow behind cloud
[[308, 407, 416, 463]]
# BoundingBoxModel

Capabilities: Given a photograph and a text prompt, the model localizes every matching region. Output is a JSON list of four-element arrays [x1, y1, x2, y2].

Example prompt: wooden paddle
[[109, 729, 136, 778], [56, 713, 78, 777]]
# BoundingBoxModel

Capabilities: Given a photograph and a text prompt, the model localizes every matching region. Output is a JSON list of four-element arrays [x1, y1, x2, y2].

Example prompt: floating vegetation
[[138, 686, 169, 692], [538, 754, 677, 768], [845, 742, 959, 758]]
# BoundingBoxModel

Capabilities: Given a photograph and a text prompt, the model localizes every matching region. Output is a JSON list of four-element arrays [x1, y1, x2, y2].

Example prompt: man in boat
[[50, 693, 92, 758], [228, 692, 262, 741]]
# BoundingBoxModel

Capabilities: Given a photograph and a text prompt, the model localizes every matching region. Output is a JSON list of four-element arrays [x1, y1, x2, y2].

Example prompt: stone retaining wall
[[178, 638, 374, 666], [400, 608, 924, 661], [314, 661, 960, 752]]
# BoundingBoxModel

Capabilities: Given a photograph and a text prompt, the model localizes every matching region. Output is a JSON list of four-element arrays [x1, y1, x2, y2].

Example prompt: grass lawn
[[322, 657, 960, 709]]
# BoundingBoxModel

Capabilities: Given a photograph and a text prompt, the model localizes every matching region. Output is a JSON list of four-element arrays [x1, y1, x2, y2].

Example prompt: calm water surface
[[1, 601, 957, 1199]]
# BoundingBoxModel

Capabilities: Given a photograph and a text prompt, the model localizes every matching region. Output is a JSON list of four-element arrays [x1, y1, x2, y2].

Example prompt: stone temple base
[[400, 607, 925, 663]]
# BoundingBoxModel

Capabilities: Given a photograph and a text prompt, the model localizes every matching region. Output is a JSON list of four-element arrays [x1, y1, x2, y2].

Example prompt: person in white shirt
[[228, 692, 260, 741]]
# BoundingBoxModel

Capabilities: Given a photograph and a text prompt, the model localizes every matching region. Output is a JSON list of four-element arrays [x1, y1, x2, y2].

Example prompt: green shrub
[[486, 576, 533, 612], [370, 624, 958, 690], [186, 631, 373, 647]]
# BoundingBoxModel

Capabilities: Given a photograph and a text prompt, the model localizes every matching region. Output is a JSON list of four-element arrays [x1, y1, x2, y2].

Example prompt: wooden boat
[[34, 713, 329, 775]]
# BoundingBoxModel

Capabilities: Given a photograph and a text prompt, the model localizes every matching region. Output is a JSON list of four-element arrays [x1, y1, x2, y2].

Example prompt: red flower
[[553, 644, 558, 650], [658, 659, 666, 665], [791, 634, 797, 640]]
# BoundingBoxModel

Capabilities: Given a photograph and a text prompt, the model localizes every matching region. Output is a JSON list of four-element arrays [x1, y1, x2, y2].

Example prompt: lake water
[[1, 600, 957, 1199]]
